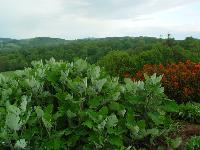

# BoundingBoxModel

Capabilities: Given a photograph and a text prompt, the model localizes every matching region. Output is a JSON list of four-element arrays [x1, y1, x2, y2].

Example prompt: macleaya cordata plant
[[123, 74, 181, 149], [0, 58, 180, 149]]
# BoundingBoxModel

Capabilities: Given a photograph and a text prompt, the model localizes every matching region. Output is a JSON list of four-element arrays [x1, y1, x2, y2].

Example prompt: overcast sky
[[0, 0, 200, 39]]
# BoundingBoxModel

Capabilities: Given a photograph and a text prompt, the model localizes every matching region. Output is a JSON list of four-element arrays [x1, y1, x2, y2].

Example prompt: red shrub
[[132, 60, 200, 103]]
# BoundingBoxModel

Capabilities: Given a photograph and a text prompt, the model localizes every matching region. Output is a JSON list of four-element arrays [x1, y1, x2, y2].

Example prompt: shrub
[[185, 136, 200, 150], [172, 102, 200, 124], [0, 59, 179, 149], [123, 74, 180, 149], [97, 51, 136, 77], [133, 60, 200, 103]]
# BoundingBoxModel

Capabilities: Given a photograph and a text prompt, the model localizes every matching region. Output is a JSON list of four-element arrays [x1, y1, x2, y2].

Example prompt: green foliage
[[0, 59, 179, 149], [98, 48, 200, 78], [97, 51, 136, 76], [0, 36, 200, 73], [173, 102, 200, 124], [123, 73, 179, 146], [14, 139, 27, 149], [185, 136, 200, 150]]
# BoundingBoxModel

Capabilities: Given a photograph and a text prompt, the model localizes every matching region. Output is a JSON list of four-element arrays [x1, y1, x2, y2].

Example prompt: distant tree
[[180, 37, 200, 50], [97, 51, 136, 76], [165, 33, 176, 47]]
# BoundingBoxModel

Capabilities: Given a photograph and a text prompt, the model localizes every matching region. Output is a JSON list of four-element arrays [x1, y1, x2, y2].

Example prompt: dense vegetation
[[0, 35, 200, 149], [133, 61, 200, 103], [0, 36, 200, 72], [0, 59, 180, 149], [185, 136, 200, 149]]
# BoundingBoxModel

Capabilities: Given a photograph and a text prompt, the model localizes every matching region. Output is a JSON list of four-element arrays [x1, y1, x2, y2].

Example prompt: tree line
[[0, 36, 200, 72]]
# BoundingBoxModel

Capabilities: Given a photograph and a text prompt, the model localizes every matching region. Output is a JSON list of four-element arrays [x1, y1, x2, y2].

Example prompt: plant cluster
[[132, 60, 200, 103], [172, 102, 200, 124], [0, 59, 179, 149], [185, 136, 200, 150], [97, 51, 136, 77]]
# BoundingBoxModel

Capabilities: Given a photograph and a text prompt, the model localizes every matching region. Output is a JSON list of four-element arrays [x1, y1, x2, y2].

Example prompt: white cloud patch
[[0, 0, 199, 39]]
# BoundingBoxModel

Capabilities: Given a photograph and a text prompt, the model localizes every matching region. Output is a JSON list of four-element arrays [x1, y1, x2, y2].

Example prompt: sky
[[0, 0, 200, 40]]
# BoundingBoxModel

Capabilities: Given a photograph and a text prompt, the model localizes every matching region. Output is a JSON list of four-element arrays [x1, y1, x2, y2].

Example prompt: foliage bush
[[97, 51, 136, 77], [0, 59, 179, 149], [133, 60, 200, 103], [172, 102, 200, 124], [185, 136, 200, 150]]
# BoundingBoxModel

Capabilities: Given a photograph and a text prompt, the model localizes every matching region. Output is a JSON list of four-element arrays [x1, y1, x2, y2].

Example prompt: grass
[[0, 71, 14, 77]]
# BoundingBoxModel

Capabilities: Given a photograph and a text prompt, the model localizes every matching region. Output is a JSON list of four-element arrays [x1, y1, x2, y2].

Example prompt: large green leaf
[[109, 135, 123, 147], [14, 139, 27, 149], [106, 114, 118, 128], [5, 105, 22, 131]]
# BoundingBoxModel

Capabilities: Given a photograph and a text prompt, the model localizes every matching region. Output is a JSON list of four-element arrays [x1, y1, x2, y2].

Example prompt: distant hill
[[0, 37, 69, 51], [0, 38, 16, 43], [18, 37, 69, 47]]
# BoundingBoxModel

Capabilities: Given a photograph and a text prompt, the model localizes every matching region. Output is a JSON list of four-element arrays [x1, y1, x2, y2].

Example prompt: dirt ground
[[177, 123, 200, 149]]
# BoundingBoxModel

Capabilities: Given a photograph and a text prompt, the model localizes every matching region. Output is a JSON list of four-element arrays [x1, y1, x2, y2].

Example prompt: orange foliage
[[132, 60, 200, 103]]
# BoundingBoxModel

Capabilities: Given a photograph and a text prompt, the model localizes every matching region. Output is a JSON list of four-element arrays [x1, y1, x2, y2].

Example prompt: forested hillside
[[0, 36, 200, 72]]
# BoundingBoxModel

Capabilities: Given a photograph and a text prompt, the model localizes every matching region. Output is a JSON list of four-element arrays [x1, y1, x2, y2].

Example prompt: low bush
[[172, 102, 200, 124], [133, 60, 200, 103], [97, 51, 136, 77], [0, 59, 179, 149], [185, 136, 200, 150]]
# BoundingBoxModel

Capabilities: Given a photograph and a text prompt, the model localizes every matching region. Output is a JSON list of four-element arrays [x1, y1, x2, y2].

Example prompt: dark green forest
[[0, 36, 200, 73]]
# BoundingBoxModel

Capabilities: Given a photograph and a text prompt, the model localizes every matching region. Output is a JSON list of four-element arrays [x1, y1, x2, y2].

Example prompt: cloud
[[0, 0, 199, 39], [60, 0, 199, 19]]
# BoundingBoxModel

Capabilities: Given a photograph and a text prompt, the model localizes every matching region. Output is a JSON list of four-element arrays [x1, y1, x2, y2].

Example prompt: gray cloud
[[0, 0, 199, 39], [60, 0, 199, 19]]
